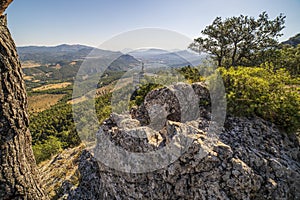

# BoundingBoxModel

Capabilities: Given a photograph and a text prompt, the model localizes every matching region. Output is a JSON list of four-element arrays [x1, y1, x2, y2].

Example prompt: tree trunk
[[0, 15, 48, 199], [0, 0, 13, 15], [217, 58, 222, 67], [231, 42, 237, 66]]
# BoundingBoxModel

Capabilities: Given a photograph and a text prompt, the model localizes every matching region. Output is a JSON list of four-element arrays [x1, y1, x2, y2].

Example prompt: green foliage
[[30, 92, 114, 164], [130, 83, 162, 106], [189, 12, 285, 67], [177, 65, 205, 83], [71, 93, 113, 142], [267, 44, 300, 76], [32, 136, 63, 164], [177, 65, 299, 133], [95, 93, 112, 123], [30, 103, 80, 147], [97, 71, 125, 88], [218, 65, 300, 132]]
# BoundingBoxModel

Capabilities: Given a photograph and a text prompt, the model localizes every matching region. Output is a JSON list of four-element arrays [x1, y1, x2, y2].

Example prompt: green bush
[[130, 83, 162, 106], [218, 64, 300, 132], [95, 92, 112, 123], [30, 102, 81, 163], [177, 65, 204, 83], [267, 44, 300, 77], [30, 103, 79, 147], [33, 136, 62, 164], [30, 92, 113, 160]]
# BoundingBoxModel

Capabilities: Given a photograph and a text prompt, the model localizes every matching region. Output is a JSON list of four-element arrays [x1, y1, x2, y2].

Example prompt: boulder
[[51, 82, 299, 199]]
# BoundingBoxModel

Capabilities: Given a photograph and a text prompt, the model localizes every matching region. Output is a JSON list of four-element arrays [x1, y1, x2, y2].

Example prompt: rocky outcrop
[[38, 145, 85, 199], [50, 82, 299, 199]]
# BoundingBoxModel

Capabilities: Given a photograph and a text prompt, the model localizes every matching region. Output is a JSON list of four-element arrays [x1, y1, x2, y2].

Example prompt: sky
[[5, 0, 300, 49]]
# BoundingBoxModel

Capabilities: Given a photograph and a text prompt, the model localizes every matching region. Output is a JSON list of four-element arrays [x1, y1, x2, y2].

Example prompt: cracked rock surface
[[55, 82, 299, 199]]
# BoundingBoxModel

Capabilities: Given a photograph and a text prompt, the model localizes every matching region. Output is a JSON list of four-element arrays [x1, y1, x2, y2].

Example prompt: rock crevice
[[57, 82, 299, 199]]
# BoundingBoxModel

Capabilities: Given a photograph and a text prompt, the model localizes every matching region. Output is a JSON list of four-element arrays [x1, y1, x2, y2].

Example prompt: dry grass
[[32, 82, 72, 92], [21, 60, 41, 68], [28, 94, 65, 113], [67, 78, 132, 105], [24, 75, 34, 81], [67, 96, 88, 105], [38, 144, 86, 199], [68, 83, 113, 105]]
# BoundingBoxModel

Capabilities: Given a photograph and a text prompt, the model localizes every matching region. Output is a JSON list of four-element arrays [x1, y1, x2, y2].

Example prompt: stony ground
[[41, 82, 300, 200]]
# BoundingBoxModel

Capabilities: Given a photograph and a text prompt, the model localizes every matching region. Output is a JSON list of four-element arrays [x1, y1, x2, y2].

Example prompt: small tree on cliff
[[189, 12, 286, 67], [0, 1, 48, 199]]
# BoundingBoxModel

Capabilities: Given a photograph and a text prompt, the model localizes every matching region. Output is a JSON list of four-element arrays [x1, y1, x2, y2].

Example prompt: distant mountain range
[[17, 44, 206, 86], [127, 48, 205, 67], [17, 44, 205, 69], [281, 33, 300, 47], [17, 44, 119, 64], [18, 32, 299, 72]]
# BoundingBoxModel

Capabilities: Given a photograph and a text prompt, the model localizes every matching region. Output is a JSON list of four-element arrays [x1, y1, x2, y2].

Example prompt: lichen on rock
[[45, 82, 299, 200]]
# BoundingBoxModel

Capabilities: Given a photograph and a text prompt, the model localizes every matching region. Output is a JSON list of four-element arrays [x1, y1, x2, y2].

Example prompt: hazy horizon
[[6, 0, 300, 48]]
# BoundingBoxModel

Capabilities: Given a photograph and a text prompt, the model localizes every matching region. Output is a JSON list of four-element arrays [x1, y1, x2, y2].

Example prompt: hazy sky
[[6, 0, 300, 49]]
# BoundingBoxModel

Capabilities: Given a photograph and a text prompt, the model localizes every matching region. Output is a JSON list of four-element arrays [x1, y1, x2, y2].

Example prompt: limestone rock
[[43, 82, 299, 199]]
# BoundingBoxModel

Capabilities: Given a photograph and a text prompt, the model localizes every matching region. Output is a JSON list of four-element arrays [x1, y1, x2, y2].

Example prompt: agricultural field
[[21, 60, 42, 68], [28, 94, 66, 114], [32, 82, 72, 92]]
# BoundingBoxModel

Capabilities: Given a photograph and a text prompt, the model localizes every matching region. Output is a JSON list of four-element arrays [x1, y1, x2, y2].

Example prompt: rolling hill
[[128, 48, 205, 67], [17, 44, 120, 64], [281, 33, 300, 47], [18, 45, 205, 86], [17, 44, 141, 86]]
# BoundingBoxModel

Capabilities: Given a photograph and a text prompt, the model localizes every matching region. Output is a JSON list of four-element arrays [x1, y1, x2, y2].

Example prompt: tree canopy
[[189, 12, 286, 68]]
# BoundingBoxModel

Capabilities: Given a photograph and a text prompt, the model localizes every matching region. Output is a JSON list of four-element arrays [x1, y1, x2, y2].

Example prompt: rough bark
[[0, 0, 13, 16], [0, 14, 48, 199]]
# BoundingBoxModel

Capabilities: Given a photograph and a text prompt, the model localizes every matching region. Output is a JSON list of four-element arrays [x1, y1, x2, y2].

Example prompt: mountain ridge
[[281, 33, 300, 47], [17, 44, 205, 70]]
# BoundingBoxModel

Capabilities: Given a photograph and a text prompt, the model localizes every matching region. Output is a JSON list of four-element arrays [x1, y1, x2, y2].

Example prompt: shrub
[[33, 136, 62, 164], [218, 64, 300, 132], [177, 65, 204, 83], [130, 83, 162, 107]]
